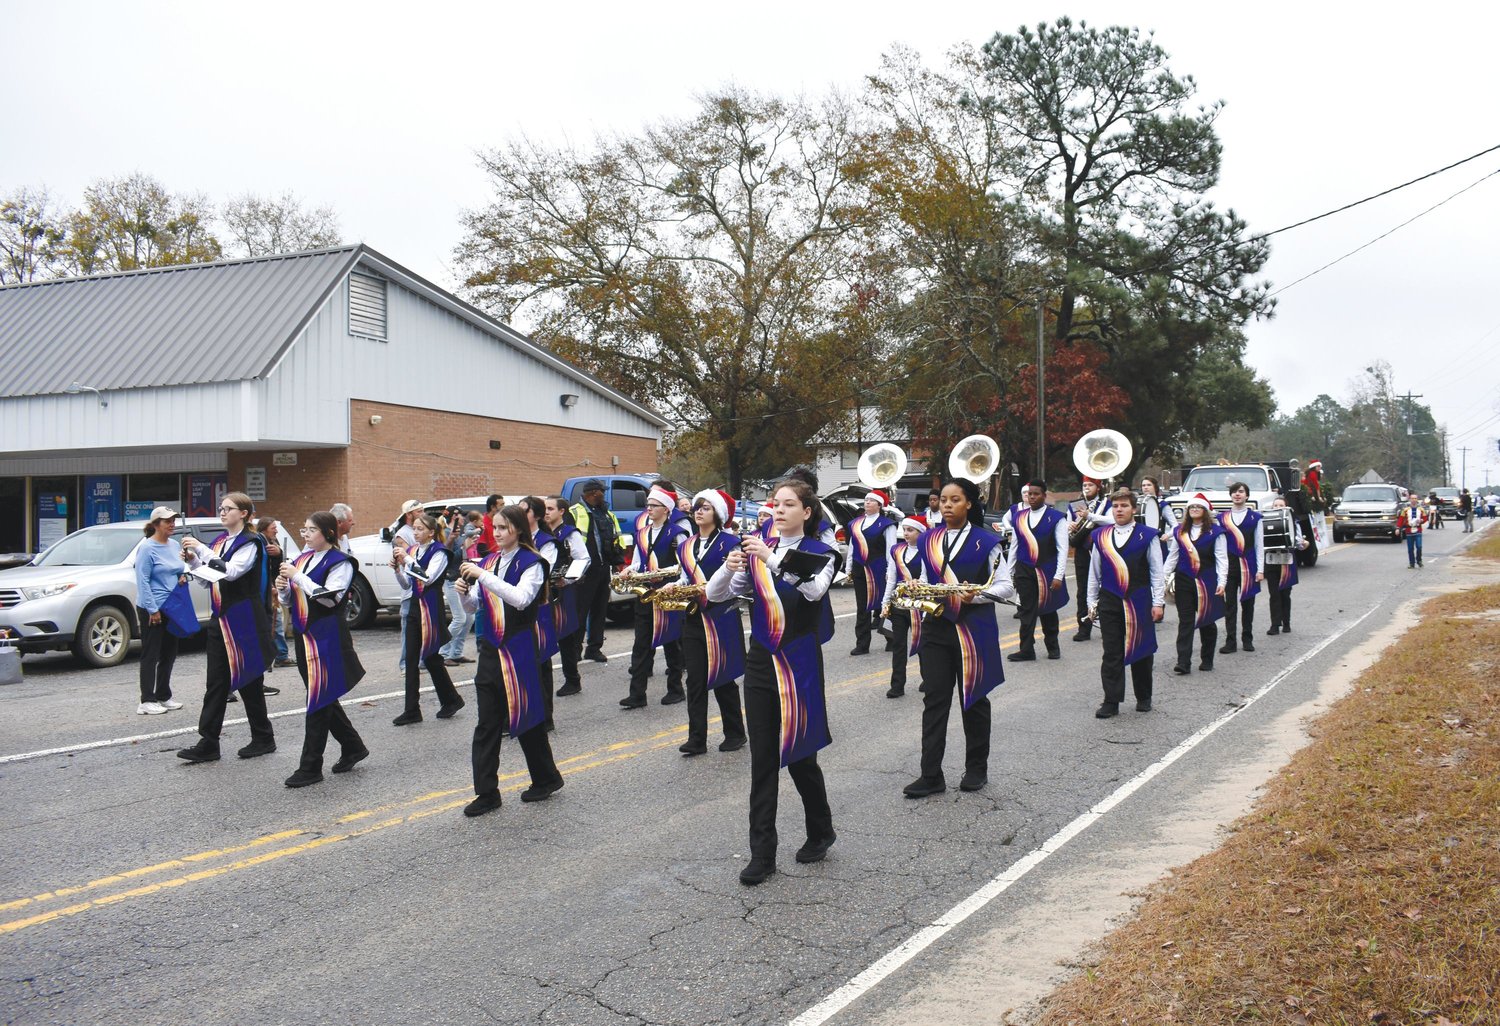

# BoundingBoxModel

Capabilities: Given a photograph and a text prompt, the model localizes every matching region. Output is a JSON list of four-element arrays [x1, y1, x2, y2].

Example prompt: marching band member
[[675, 489, 748, 756], [622, 481, 690, 709], [1070, 476, 1113, 641], [1163, 493, 1227, 674], [457, 504, 563, 816], [521, 496, 560, 730], [1086, 489, 1167, 718], [1265, 496, 1305, 635], [903, 479, 1016, 799], [278, 512, 368, 788], [1005, 480, 1069, 662], [880, 516, 927, 698], [706, 478, 838, 885], [1138, 476, 1177, 554], [920, 491, 942, 528], [1217, 482, 1264, 654], [392, 514, 465, 725], [177, 492, 278, 764], [545, 495, 590, 697], [847, 490, 897, 656]]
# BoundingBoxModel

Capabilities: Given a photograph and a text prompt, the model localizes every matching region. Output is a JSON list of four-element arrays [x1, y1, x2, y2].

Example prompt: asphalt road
[[0, 523, 1485, 1025]]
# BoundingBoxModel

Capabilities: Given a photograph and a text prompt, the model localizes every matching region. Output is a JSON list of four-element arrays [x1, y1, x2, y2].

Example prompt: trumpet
[[890, 580, 987, 616], [609, 568, 680, 596], [644, 583, 707, 612]]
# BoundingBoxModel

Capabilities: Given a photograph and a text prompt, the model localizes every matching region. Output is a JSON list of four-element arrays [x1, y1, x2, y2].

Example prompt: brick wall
[[226, 448, 349, 526]]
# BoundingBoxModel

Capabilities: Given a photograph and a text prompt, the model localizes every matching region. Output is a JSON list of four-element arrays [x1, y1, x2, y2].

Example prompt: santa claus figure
[[1303, 459, 1324, 508]]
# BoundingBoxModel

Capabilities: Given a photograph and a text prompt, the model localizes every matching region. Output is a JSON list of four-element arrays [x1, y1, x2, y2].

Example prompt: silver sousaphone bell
[[948, 434, 1001, 484], [856, 442, 908, 494], [1071, 428, 1134, 481]]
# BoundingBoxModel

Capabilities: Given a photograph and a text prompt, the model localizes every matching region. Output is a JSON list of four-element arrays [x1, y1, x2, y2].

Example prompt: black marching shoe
[[1219, 642, 1237, 655], [619, 696, 647, 709], [1173, 664, 1190, 675], [886, 686, 905, 698], [557, 682, 582, 696], [1007, 650, 1036, 662], [1199, 661, 1214, 672], [679, 740, 708, 757], [718, 736, 747, 752], [176, 740, 220, 764], [331, 746, 369, 773], [464, 792, 502, 818], [520, 779, 564, 803], [661, 690, 685, 705], [903, 776, 946, 799], [1136, 699, 1153, 713], [392, 710, 422, 726], [739, 858, 776, 886], [1266, 625, 1280, 636], [1095, 702, 1119, 719], [436, 700, 466, 719], [1073, 627, 1092, 642], [1242, 638, 1255, 652], [284, 768, 323, 788], [959, 771, 987, 792], [237, 739, 276, 759], [849, 645, 870, 656], [584, 648, 608, 663], [795, 832, 836, 864], [260, 685, 281, 697], [1282, 623, 1292, 633], [1046, 645, 1062, 660]]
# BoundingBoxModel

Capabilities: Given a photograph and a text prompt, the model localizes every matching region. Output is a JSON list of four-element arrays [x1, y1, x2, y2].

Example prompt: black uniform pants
[[578, 568, 609, 653], [851, 567, 873, 650], [628, 598, 682, 699], [403, 618, 460, 715], [1073, 545, 1093, 632], [1012, 568, 1059, 654], [1265, 565, 1292, 628], [681, 616, 747, 745], [887, 609, 911, 693], [537, 622, 555, 724], [1222, 565, 1257, 642], [198, 623, 273, 748], [137, 612, 178, 703], [1171, 577, 1217, 668], [558, 586, 586, 688], [916, 617, 991, 781], [745, 642, 833, 860], [1098, 592, 1153, 706], [294, 635, 363, 772], [471, 640, 561, 796]]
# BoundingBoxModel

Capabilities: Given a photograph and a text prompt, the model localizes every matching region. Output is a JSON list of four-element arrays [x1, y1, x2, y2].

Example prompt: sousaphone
[[1072, 429, 1133, 482], [856, 442, 908, 493], [948, 434, 1001, 484]]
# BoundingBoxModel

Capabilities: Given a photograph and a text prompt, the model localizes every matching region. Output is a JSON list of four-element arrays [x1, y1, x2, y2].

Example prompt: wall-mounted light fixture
[[489, 440, 502, 450], [369, 415, 382, 425], [560, 393, 579, 408], [65, 382, 108, 408]]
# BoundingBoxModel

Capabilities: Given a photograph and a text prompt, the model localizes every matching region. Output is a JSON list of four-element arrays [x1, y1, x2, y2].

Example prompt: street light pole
[[1035, 294, 1045, 482]]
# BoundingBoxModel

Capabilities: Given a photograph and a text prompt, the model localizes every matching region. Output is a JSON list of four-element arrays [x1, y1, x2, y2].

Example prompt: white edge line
[[786, 600, 1384, 1026]]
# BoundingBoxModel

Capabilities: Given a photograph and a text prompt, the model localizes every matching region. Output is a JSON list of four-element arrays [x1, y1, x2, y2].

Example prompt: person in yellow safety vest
[[570, 480, 629, 662]]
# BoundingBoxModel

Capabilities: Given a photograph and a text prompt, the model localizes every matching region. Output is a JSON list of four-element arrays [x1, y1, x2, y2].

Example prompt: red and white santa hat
[[900, 515, 927, 534], [1185, 492, 1213, 513], [648, 483, 678, 509], [692, 488, 736, 525], [865, 489, 889, 507], [1082, 476, 1103, 487], [1307, 459, 1322, 470]]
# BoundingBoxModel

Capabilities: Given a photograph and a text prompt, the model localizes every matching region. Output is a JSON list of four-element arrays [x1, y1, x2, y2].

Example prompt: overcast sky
[[8, 1, 1499, 486]]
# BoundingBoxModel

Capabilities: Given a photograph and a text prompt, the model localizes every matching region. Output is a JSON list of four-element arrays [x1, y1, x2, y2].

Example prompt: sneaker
[[274, 658, 297, 668], [260, 685, 281, 697], [161, 698, 184, 710], [137, 702, 168, 715]]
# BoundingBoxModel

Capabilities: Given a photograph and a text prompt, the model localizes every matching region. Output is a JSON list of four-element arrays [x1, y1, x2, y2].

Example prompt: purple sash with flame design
[[476, 549, 545, 738], [633, 513, 684, 647], [208, 531, 269, 691], [1172, 524, 1225, 629], [890, 541, 922, 657], [679, 533, 745, 690], [749, 538, 832, 767], [1218, 509, 1263, 600], [1093, 524, 1159, 666], [410, 543, 449, 661], [288, 549, 364, 714], [1010, 505, 1070, 615], [849, 515, 893, 612], [919, 526, 1004, 709]]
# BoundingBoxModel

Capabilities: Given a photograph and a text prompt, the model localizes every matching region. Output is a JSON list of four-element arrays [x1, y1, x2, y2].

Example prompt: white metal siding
[[0, 381, 257, 455], [0, 450, 228, 476]]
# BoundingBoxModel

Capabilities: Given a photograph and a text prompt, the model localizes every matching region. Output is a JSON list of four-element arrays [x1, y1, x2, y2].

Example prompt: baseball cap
[[149, 506, 181, 522], [400, 499, 424, 515]]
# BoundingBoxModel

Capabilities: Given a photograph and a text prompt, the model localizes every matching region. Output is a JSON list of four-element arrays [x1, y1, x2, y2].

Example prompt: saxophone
[[890, 580, 987, 616], [643, 583, 707, 612], [608, 568, 680, 597]]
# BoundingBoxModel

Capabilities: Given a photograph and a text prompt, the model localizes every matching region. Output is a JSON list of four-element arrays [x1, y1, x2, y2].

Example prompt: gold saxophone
[[643, 583, 707, 612], [609, 568, 680, 597], [890, 580, 987, 617]]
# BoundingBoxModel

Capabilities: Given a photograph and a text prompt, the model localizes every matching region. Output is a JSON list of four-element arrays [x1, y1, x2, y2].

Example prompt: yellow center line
[[1, 627, 1022, 934]]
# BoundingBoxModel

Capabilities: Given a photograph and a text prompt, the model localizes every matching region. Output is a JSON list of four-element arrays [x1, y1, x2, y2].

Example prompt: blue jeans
[[1406, 533, 1423, 566], [398, 594, 411, 670], [272, 605, 288, 660], [440, 581, 471, 660]]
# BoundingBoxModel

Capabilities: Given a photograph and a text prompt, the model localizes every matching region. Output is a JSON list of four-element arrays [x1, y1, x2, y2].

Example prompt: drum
[[1262, 507, 1294, 564]]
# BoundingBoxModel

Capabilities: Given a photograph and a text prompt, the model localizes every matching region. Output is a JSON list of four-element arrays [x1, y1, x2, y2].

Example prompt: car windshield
[[1182, 468, 1271, 492], [1342, 486, 1399, 502], [1432, 488, 1459, 498], [32, 526, 144, 567]]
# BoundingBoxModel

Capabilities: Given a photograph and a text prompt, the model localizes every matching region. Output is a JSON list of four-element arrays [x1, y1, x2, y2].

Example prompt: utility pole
[[1399, 390, 1423, 488], [1035, 294, 1046, 484], [1459, 445, 1470, 489]]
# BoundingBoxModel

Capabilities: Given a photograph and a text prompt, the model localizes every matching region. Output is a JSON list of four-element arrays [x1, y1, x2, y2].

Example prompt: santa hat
[[1185, 492, 1213, 513], [865, 489, 889, 506], [900, 516, 927, 534], [693, 488, 735, 525], [1308, 459, 1322, 470], [648, 484, 677, 509], [1082, 476, 1102, 487]]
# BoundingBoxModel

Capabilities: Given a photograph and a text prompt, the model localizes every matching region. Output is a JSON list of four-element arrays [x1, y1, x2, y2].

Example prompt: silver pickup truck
[[1331, 484, 1405, 542]]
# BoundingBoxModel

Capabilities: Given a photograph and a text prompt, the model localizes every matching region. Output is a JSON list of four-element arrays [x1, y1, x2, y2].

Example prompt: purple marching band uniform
[[183, 529, 276, 758], [1086, 522, 1167, 712], [1164, 519, 1228, 672], [532, 527, 561, 729], [880, 538, 925, 696], [758, 513, 840, 643], [675, 529, 748, 751], [551, 522, 590, 695], [282, 548, 368, 777], [394, 541, 463, 720], [1265, 516, 1300, 633], [463, 545, 563, 802], [910, 521, 1014, 793], [1218, 507, 1264, 651], [1005, 501, 1070, 658], [848, 511, 897, 653], [626, 510, 690, 704], [706, 533, 837, 865]]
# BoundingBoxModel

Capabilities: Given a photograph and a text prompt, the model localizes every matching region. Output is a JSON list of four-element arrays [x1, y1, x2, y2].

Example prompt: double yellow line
[[5, 640, 1030, 937]]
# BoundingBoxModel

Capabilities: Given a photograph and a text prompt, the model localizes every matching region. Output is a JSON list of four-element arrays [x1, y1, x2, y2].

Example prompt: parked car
[[1331, 484, 1405, 542], [0, 518, 219, 667]]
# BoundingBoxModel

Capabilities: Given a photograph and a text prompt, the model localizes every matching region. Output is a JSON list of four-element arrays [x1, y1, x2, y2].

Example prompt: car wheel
[[345, 575, 377, 630], [73, 604, 132, 668]]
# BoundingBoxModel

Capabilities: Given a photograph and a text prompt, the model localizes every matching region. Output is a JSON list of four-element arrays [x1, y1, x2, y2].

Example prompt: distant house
[[1358, 468, 1386, 484], [0, 245, 666, 552], [808, 406, 926, 491]]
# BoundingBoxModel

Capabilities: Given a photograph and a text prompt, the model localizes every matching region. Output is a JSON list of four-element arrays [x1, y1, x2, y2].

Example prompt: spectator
[[330, 503, 355, 554], [257, 517, 296, 674], [393, 499, 423, 674], [134, 507, 188, 715], [481, 493, 502, 554], [1427, 491, 1444, 530], [441, 509, 480, 666], [569, 480, 624, 663], [1398, 493, 1427, 569], [1461, 488, 1475, 533]]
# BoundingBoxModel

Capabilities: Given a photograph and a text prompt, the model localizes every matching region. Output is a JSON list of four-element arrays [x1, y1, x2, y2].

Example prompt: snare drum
[[1262, 507, 1294, 564]]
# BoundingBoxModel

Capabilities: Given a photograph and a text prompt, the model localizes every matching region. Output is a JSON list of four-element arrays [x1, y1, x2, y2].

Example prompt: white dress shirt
[[277, 547, 355, 609], [185, 528, 256, 586], [1002, 504, 1071, 583], [705, 534, 837, 605], [459, 547, 546, 613], [1163, 525, 1229, 582]]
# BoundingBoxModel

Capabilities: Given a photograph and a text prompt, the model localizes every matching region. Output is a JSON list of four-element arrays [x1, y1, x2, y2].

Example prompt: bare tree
[[220, 191, 341, 257], [57, 173, 221, 274], [0, 186, 64, 284]]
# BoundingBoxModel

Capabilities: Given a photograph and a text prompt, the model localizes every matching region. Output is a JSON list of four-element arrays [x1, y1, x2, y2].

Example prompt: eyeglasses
[[646, 502, 667, 510], [218, 505, 242, 513]]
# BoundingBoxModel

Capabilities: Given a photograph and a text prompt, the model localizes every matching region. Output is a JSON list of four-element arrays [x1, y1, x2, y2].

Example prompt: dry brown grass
[[1035, 550, 1500, 1025]]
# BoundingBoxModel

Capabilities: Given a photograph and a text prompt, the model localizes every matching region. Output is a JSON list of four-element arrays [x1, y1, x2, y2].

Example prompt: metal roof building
[[0, 245, 666, 552]]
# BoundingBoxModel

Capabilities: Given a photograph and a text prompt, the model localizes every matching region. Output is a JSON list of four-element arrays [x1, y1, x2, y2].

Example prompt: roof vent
[[349, 272, 387, 340]]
